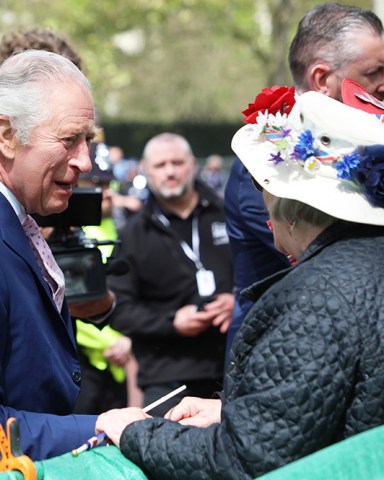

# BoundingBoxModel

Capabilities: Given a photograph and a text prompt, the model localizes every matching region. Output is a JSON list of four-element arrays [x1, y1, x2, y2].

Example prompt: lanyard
[[155, 209, 204, 270]]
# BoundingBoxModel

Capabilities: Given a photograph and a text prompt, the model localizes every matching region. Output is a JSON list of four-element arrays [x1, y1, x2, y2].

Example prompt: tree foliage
[[0, 0, 374, 123]]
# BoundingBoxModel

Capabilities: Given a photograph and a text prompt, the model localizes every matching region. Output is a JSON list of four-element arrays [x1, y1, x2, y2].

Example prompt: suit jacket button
[[72, 371, 81, 384]]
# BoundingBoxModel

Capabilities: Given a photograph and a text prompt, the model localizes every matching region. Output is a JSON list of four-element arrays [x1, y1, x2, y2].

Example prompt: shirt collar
[[0, 181, 27, 224]]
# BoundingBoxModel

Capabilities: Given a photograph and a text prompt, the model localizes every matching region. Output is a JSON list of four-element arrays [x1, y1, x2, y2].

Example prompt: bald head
[[141, 133, 197, 201]]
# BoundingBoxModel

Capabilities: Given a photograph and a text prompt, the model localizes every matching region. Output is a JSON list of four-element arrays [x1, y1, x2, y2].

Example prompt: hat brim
[[232, 91, 384, 226]]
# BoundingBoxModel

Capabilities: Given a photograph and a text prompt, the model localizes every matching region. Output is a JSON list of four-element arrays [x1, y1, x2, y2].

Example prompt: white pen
[[142, 384, 187, 413], [72, 384, 187, 456]]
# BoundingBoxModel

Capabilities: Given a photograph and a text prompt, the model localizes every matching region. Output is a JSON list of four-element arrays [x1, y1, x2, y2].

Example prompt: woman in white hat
[[94, 85, 384, 479]]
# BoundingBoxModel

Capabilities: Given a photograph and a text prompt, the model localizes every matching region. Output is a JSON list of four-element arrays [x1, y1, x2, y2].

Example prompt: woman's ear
[[288, 220, 296, 233], [0, 116, 16, 160]]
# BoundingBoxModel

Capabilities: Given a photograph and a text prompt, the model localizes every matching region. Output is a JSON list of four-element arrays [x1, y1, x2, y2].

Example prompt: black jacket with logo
[[108, 181, 234, 388]]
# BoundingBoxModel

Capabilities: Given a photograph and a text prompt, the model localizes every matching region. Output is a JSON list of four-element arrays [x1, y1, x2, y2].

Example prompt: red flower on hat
[[242, 86, 296, 124]]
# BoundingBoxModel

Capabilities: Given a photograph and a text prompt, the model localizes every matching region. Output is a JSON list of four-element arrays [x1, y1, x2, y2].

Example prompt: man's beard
[[158, 183, 188, 199]]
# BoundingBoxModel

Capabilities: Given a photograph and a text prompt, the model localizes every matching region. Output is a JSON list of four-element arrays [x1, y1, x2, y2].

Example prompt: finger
[[202, 300, 222, 311], [178, 417, 205, 426], [164, 404, 191, 422], [211, 312, 228, 327], [219, 317, 231, 333], [165, 407, 184, 422], [164, 407, 174, 420], [193, 310, 216, 322]]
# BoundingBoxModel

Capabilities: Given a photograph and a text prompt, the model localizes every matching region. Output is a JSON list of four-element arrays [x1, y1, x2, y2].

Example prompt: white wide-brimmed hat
[[232, 85, 384, 226]]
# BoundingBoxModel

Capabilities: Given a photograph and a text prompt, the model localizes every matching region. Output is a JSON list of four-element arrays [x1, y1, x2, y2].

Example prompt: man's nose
[[75, 139, 92, 173], [376, 83, 384, 101], [373, 70, 384, 100], [164, 163, 176, 176]]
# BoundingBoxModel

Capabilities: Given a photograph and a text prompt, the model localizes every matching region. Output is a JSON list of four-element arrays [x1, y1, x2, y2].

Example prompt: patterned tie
[[23, 214, 65, 312]]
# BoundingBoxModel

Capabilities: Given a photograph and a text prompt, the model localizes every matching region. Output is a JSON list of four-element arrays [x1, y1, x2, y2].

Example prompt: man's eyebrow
[[74, 127, 97, 139]]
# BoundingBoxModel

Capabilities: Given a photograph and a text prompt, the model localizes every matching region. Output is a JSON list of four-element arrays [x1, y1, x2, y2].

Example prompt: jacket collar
[[242, 221, 384, 302], [0, 192, 69, 320], [300, 220, 384, 262], [0, 182, 27, 224]]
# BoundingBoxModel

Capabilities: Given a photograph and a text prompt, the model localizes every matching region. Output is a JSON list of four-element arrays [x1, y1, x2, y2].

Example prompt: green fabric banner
[[0, 446, 148, 480], [2, 425, 384, 479], [259, 424, 384, 480]]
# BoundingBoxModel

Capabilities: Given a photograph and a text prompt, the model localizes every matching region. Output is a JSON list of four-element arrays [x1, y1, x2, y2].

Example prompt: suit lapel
[[0, 193, 65, 315]]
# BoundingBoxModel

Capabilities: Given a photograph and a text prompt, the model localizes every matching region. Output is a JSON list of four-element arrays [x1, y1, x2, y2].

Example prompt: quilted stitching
[[120, 223, 384, 479]]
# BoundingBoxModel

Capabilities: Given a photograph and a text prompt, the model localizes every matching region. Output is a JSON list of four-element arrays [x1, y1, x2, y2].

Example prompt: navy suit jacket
[[0, 193, 97, 460], [224, 158, 291, 365]]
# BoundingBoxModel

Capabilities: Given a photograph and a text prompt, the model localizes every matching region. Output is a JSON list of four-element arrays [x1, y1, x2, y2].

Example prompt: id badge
[[196, 269, 216, 297]]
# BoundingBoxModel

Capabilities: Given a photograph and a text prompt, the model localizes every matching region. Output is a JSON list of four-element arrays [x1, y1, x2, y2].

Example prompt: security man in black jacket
[[107, 133, 234, 415]]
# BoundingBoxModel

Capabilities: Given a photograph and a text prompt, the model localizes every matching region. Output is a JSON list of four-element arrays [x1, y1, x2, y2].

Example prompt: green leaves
[[0, 0, 373, 122]]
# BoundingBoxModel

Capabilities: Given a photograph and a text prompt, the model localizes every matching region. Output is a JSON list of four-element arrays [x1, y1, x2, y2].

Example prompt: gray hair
[[0, 49, 92, 145], [269, 196, 337, 229], [289, 3, 383, 92]]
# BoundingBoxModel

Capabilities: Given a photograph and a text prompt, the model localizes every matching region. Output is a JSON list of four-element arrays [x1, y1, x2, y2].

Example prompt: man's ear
[[308, 64, 332, 95], [139, 158, 146, 175], [0, 116, 16, 160]]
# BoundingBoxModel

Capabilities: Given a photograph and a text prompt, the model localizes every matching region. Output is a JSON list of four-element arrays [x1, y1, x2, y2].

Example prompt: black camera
[[33, 186, 114, 303]]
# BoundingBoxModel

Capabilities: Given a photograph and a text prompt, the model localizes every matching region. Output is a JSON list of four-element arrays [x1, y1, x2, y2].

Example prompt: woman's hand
[[165, 397, 222, 427]]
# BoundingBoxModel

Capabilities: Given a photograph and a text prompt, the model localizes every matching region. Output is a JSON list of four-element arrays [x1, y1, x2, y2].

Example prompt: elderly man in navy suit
[[0, 49, 113, 460]]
